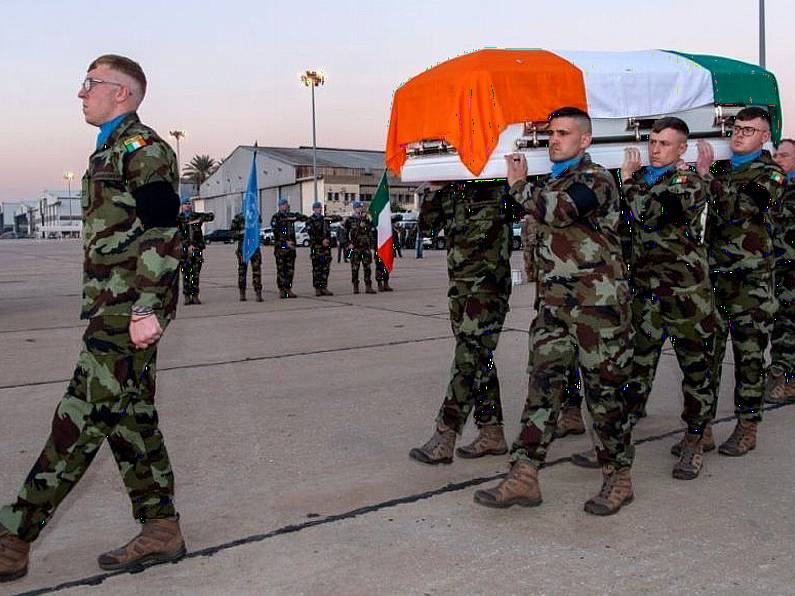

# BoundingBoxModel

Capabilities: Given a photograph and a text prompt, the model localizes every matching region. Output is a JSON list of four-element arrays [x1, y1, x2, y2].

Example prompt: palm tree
[[184, 155, 218, 195]]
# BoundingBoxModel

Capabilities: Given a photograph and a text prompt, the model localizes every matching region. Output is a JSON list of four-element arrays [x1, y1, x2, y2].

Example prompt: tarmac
[[0, 239, 793, 596]]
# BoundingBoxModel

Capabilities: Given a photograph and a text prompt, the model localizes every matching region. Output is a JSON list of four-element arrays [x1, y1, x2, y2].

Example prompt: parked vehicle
[[295, 222, 310, 247], [205, 229, 234, 244], [260, 227, 274, 245]]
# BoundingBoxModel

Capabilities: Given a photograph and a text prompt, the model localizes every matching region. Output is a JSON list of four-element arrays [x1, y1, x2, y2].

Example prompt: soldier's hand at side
[[322, 239, 330, 247], [130, 314, 163, 350], [621, 148, 642, 182], [288, 241, 295, 249], [505, 153, 528, 187], [696, 140, 715, 177]]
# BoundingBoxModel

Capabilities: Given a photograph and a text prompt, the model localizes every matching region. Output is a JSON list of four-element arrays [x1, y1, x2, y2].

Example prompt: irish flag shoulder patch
[[771, 170, 785, 186], [123, 134, 147, 153]]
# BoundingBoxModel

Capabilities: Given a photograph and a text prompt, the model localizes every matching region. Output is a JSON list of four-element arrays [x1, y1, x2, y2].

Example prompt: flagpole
[[759, 0, 766, 68]]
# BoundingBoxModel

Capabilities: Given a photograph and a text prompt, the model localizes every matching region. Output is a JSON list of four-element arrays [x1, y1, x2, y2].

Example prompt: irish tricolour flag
[[369, 171, 393, 273]]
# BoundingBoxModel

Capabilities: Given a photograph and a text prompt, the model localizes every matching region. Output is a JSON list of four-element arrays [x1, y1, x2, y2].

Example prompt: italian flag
[[369, 171, 393, 273]]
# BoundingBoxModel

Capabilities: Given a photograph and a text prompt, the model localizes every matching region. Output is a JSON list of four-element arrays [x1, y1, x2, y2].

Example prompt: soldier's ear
[[678, 142, 688, 158]]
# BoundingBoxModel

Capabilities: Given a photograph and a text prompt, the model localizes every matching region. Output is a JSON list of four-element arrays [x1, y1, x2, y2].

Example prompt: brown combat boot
[[409, 424, 456, 465], [672, 432, 705, 480], [555, 405, 586, 438], [255, 290, 263, 302], [584, 466, 634, 516], [97, 517, 186, 571], [671, 423, 715, 456], [183, 295, 192, 306], [0, 526, 29, 583], [570, 447, 600, 469], [285, 290, 297, 298], [456, 425, 508, 459], [320, 288, 334, 296], [239, 289, 247, 302], [377, 281, 385, 291], [718, 419, 758, 457], [192, 295, 201, 305], [316, 288, 323, 296], [365, 283, 377, 294], [382, 281, 394, 292], [473, 460, 542, 508], [765, 373, 795, 404], [353, 282, 360, 294]]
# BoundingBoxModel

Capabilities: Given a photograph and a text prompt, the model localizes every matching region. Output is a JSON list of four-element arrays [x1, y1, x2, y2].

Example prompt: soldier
[[336, 221, 349, 263], [696, 107, 786, 456], [767, 138, 795, 404], [474, 107, 634, 516], [373, 222, 394, 292], [344, 200, 376, 294], [409, 180, 514, 465], [0, 54, 185, 583], [305, 201, 339, 296], [620, 117, 716, 479], [270, 198, 307, 298], [231, 211, 263, 302], [177, 198, 213, 305]]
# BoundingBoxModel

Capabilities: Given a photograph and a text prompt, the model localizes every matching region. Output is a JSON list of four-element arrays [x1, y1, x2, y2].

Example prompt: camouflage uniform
[[270, 211, 307, 293], [622, 168, 716, 431], [177, 210, 213, 299], [0, 112, 181, 541], [373, 225, 393, 286], [706, 152, 785, 422], [420, 181, 513, 433], [305, 213, 336, 290], [770, 179, 795, 378], [509, 154, 634, 469], [345, 213, 374, 286], [231, 213, 262, 294]]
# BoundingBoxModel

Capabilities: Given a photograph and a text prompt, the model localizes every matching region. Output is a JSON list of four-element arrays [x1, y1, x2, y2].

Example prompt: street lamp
[[63, 171, 74, 238], [169, 129, 187, 180], [299, 69, 325, 203]]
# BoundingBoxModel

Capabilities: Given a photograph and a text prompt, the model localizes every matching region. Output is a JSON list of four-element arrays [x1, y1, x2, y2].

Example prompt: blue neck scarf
[[96, 113, 130, 149], [550, 156, 583, 179], [643, 164, 675, 186], [787, 171, 795, 183], [731, 150, 762, 170]]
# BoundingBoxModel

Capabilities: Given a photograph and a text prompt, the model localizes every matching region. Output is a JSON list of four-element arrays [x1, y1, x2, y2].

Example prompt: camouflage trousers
[[770, 267, 795, 377], [0, 315, 176, 542], [375, 254, 390, 283], [237, 247, 262, 293], [350, 248, 372, 285], [626, 284, 716, 431], [712, 270, 776, 422], [274, 247, 296, 291], [310, 245, 332, 289], [511, 301, 634, 468], [181, 251, 203, 297], [437, 294, 508, 433]]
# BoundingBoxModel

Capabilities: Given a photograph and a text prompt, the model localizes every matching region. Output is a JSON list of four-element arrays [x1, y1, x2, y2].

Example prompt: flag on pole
[[242, 147, 260, 263], [369, 171, 393, 273]]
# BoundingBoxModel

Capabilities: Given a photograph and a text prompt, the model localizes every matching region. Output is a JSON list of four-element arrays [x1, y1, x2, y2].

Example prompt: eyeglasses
[[731, 124, 767, 137], [80, 77, 125, 93]]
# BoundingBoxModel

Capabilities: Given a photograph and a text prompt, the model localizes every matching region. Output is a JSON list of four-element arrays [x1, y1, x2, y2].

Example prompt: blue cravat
[[730, 150, 762, 170], [643, 165, 675, 186], [787, 171, 795, 183], [550, 156, 583, 179], [96, 113, 130, 149]]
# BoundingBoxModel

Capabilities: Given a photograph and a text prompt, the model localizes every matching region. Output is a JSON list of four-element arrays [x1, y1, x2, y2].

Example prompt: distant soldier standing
[[767, 138, 795, 404], [231, 211, 263, 302], [177, 199, 213, 305], [0, 54, 185, 583], [305, 201, 339, 296], [271, 198, 307, 298], [409, 180, 514, 464], [697, 107, 785, 456], [344, 200, 376, 294]]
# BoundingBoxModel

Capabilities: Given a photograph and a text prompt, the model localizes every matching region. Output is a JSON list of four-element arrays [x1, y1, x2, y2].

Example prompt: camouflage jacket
[[177, 211, 213, 253], [774, 180, 795, 271], [271, 211, 307, 249], [510, 153, 628, 307], [622, 168, 709, 293], [344, 214, 374, 251], [520, 215, 537, 281], [80, 112, 180, 320], [305, 213, 341, 248], [420, 181, 513, 298], [705, 151, 785, 273]]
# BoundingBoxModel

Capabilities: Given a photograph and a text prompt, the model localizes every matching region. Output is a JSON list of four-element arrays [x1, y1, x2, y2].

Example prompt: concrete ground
[[0, 239, 793, 596]]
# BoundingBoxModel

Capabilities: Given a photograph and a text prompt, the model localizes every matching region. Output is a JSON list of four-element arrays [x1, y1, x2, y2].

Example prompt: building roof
[[242, 146, 385, 170]]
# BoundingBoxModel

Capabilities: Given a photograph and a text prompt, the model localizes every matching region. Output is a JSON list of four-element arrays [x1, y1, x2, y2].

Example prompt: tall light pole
[[63, 171, 74, 238], [759, 0, 766, 68], [169, 129, 187, 183], [299, 69, 325, 202]]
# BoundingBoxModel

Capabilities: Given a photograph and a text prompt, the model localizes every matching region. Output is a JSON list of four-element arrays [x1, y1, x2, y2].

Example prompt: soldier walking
[[177, 199, 213, 305], [271, 198, 307, 298], [696, 107, 786, 456], [231, 211, 263, 301], [344, 200, 376, 294], [306, 201, 339, 296], [0, 54, 186, 583], [409, 180, 514, 465], [474, 107, 635, 516]]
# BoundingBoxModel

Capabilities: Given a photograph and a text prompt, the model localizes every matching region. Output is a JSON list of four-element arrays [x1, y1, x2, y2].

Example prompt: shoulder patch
[[123, 134, 147, 153], [672, 174, 688, 185], [771, 170, 785, 186]]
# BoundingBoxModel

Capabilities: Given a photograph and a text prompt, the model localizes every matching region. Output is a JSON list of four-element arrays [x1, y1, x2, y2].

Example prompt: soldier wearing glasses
[[0, 54, 185, 583], [696, 107, 786, 457]]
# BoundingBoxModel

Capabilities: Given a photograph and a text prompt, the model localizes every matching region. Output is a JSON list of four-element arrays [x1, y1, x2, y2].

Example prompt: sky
[[1, 0, 792, 202]]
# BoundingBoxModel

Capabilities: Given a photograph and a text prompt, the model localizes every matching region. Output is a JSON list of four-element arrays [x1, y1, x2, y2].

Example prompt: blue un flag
[[242, 148, 260, 263]]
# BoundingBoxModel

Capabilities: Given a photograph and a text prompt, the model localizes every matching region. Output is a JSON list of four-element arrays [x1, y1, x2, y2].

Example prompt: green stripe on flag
[[369, 171, 390, 218]]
